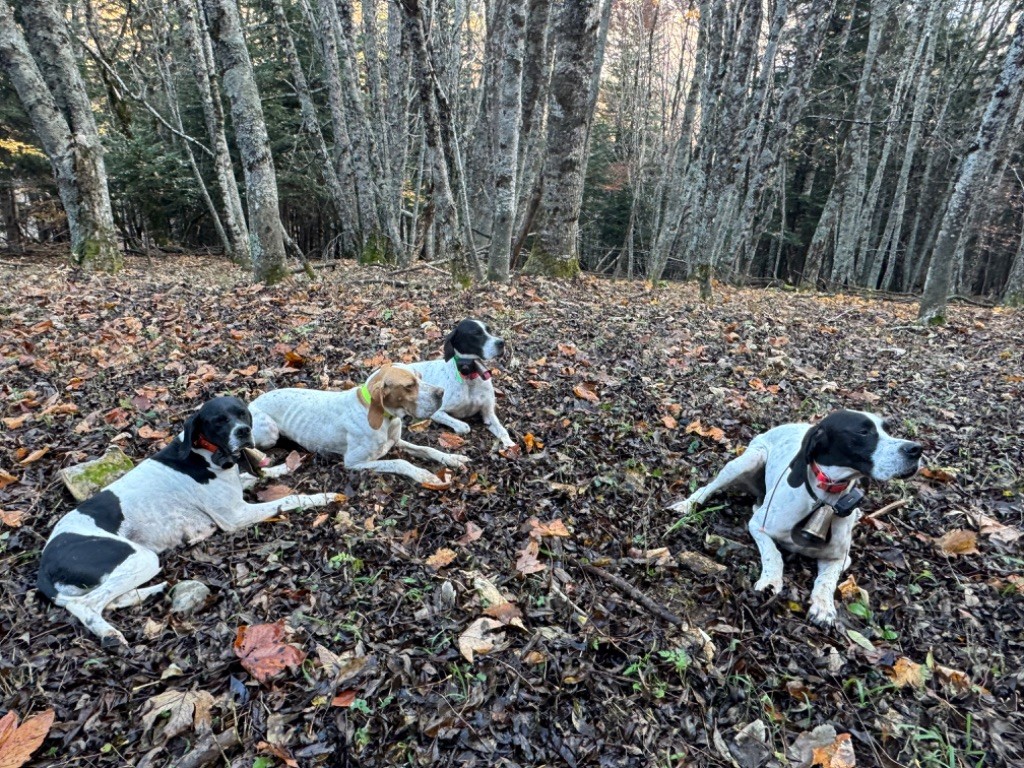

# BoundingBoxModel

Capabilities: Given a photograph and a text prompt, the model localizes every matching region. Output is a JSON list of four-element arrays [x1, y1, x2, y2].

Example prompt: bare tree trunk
[[13, 0, 120, 270], [487, 0, 527, 282], [201, 0, 289, 283], [1004, 212, 1024, 306], [525, 0, 610, 277], [918, 16, 1024, 323], [173, 0, 249, 262]]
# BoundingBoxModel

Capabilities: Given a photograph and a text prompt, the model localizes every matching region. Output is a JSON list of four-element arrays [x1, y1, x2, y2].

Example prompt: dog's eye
[[860, 425, 872, 436]]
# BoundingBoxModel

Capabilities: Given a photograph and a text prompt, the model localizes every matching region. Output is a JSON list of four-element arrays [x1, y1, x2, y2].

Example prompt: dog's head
[[787, 410, 922, 488], [442, 318, 505, 362], [172, 396, 255, 468], [365, 363, 443, 429]]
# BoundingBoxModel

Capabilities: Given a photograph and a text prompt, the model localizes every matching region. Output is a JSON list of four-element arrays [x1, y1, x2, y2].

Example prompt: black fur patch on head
[[77, 490, 125, 534], [37, 532, 136, 600], [444, 319, 489, 360], [153, 396, 253, 480], [787, 411, 880, 489]]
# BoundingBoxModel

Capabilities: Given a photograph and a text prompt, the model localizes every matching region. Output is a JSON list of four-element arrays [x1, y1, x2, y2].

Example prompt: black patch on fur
[[77, 490, 124, 534], [444, 319, 489, 360], [787, 411, 880, 490], [37, 532, 136, 600], [153, 396, 254, 480]]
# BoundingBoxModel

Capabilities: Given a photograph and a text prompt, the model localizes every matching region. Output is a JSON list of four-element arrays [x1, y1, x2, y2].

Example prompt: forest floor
[[1, 254, 1023, 768]]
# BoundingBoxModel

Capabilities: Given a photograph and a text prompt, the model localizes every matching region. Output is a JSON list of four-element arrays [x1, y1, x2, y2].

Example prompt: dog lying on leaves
[[38, 396, 338, 647], [249, 362, 470, 486], [668, 410, 922, 625]]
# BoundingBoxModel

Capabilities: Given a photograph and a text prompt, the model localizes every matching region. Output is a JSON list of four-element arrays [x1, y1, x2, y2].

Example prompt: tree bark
[[918, 16, 1024, 323], [12, 0, 121, 270], [201, 0, 289, 283]]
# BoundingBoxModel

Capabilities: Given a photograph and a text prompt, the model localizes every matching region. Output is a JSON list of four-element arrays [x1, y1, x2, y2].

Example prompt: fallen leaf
[[572, 383, 599, 403], [421, 469, 453, 490], [139, 690, 216, 742], [499, 443, 523, 459], [0, 470, 17, 490], [2, 415, 28, 430], [920, 467, 957, 483], [887, 656, 927, 689], [935, 529, 979, 556], [685, 420, 728, 444], [515, 538, 546, 575], [0, 709, 54, 768], [234, 621, 307, 683], [967, 511, 1022, 543], [438, 432, 466, 450], [837, 575, 868, 604], [285, 451, 304, 471], [0, 510, 26, 528], [811, 732, 857, 768], [256, 484, 294, 502], [17, 447, 48, 466], [313, 644, 368, 684], [425, 547, 457, 570], [458, 521, 483, 545], [522, 433, 542, 452], [331, 690, 357, 708], [527, 517, 571, 538], [661, 415, 677, 429], [138, 424, 169, 440], [458, 617, 504, 662]]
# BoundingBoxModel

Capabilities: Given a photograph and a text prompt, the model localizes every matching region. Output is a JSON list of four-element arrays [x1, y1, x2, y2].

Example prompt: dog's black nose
[[237, 426, 252, 438], [902, 443, 923, 460], [497, 339, 506, 353]]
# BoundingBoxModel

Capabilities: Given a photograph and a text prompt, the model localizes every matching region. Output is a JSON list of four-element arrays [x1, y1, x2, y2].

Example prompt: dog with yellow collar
[[249, 363, 469, 486], [667, 410, 923, 626]]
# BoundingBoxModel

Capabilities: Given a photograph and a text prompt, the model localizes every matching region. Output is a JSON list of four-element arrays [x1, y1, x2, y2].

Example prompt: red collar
[[810, 462, 853, 494], [194, 433, 220, 453]]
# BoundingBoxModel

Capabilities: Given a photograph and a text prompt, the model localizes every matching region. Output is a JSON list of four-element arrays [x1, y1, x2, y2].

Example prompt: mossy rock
[[523, 248, 580, 278], [59, 446, 135, 501]]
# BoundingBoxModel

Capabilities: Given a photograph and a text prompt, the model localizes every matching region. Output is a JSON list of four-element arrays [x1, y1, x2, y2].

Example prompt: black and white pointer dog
[[667, 410, 922, 625], [408, 318, 515, 449], [37, 396, 338, 647]]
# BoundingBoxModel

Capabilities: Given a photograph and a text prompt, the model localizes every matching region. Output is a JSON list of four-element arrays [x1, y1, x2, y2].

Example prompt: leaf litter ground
[[1, 256, 1022, 767]]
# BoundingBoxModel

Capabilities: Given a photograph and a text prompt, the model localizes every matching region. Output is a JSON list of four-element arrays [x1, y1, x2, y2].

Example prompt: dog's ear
[[442, 332, 455, 361], [787, 424, 829, 488], [367, 380, 386, 430], [168, 412, 198, 461]]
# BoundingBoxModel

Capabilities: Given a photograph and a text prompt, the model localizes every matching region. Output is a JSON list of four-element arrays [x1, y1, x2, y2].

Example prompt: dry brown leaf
[[438, 432, 466, 450], [482, 600, 524, 625], [515, 538, 546, 575], [527, 517, 571, 538], [257, 741, 298, 768], [967, 511, 1022, 544], [2, 415, 28, 430], [0, 470, 17, 490], [331, 690, 357, 708], [425, 547, 458, 570], [138, 424, 169, 440], [810, 732, 856, 768], [458, 521, 483, 545], [458, 617, 504, 662], [233, 621, 306, 683], [935, 529, 979, 556], [661, 415, 677, 429], [572, 383, 599, 403], [420, 469, 453, 491], [313, 644, 368, 684], [919, 467, 957, 483], [0, 709, 55, 768], [685, 420, 728, 444], [522, 433, 542, 452], [0, 510, 26, 528], [284, 450, 304, 471], [499, 443, 523, 459], [17, 447, 48, 466], [256, 484, 295, 502], [886, 656, 927, 688], [139, 690, 215, 742]]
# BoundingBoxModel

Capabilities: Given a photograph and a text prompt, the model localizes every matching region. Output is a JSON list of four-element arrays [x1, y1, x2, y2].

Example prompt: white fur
[[250, 364, 469, 485]]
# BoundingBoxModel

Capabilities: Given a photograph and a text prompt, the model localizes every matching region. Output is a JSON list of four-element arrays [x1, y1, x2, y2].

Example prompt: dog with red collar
[[37, 396, 339, 648], [667, 410, 923, 626]]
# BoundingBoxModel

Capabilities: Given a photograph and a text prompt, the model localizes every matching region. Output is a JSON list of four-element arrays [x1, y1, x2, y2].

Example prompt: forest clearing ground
[[1, 254, 1022, 767]]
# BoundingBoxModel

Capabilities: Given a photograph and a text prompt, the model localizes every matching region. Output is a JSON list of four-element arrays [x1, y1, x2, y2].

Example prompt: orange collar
[[194, 434, 220, 453]]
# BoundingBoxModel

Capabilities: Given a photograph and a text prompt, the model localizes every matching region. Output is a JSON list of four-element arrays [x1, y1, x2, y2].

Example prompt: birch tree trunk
[[918, 16, 1024, 324], [173, 0, 250, 262], [487, 0, 527, 282], [201, 0, 288, 283], [14, 0, 120, 270], [525, 0, 609, 277]]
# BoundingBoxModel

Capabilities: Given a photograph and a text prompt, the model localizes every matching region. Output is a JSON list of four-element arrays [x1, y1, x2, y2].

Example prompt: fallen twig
[[574, 560, 688, 629], [865, 498, 911, 520], [174, 729, 241, 768]]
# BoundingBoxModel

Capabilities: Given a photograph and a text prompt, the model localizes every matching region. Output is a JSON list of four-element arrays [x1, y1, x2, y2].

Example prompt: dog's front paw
[[753, 575, 783, 594], [451, 423, 471, 436], [101, 630, 129, 649], [808, 600, 838, 627], [442, 453, 471, 468], [667, 499, 692, 514]]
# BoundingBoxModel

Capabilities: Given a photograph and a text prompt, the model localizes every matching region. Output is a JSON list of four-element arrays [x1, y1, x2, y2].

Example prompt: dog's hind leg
[[667, 447, 767, 514], [57, 545, 161, 647]]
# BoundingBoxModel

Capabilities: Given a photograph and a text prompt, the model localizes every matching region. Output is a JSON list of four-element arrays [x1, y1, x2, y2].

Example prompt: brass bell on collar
[[800, 505, 834, 546]]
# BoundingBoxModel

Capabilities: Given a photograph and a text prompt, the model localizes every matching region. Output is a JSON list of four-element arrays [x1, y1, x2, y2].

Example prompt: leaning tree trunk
[[918, 16, 1024, 324], [15, 0, 120, 271], [524, 0, 609, 277], [200, 0, 288, 284], [487, 0, 527, 282]]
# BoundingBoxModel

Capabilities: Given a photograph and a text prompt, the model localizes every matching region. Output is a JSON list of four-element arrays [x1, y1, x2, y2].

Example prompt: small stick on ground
[[865, 498, 911, 520], [574, 560, 688, 629]]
